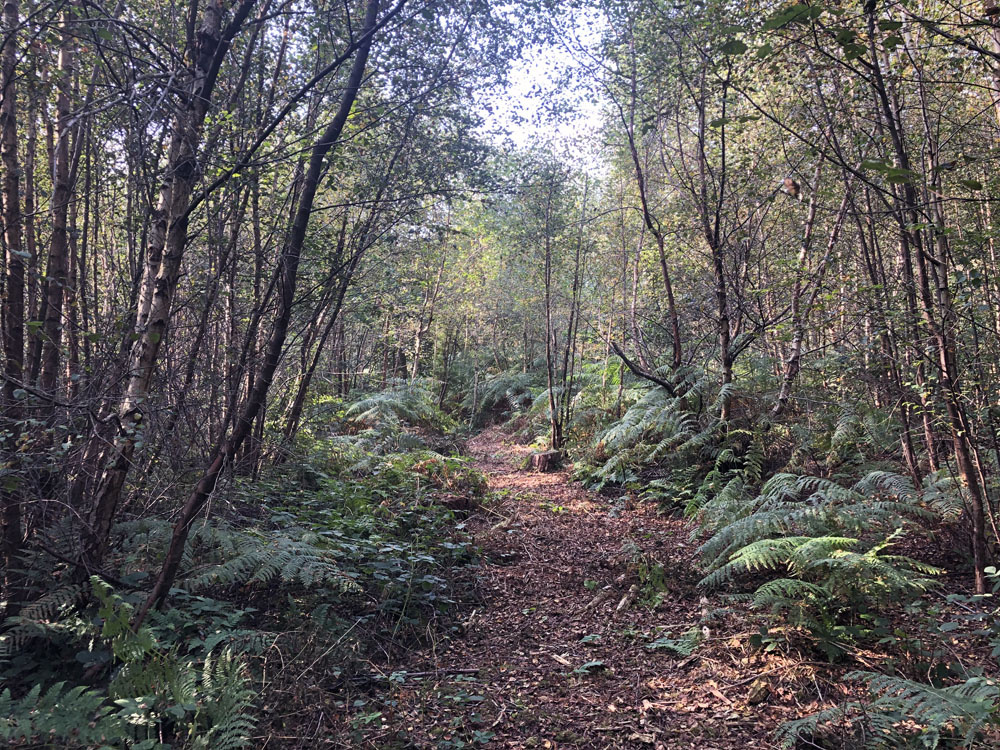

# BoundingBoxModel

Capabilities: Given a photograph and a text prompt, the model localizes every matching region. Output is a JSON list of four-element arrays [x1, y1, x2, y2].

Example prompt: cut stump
[[529, 449, 563, 472]]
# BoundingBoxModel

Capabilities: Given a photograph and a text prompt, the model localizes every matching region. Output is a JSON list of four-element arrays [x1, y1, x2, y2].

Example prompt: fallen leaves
[[324, 427, 808, 748]]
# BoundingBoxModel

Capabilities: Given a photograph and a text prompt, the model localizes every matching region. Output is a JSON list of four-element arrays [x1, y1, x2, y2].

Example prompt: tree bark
[[38, 5, 76, 397], [866, 7, 990, 591], [773, 169, 851, 417], [542, 174, 563, 451], [1, 0, 24, 606]]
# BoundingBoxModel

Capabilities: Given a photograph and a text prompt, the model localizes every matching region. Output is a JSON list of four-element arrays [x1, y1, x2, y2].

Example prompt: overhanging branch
[[610, 341, 676, 397]]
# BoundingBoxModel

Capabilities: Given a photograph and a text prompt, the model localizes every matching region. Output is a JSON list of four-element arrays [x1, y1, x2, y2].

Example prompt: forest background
[[4, 0, 1000, 746]]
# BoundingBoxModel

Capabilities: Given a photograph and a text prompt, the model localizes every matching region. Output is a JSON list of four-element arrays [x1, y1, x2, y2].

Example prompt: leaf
[[842, 42, 866, 60], [573, 660, 606, 674], [862, 160, 891, 172], [958, 179, 983, 191], [763, 4, 820, 30], [886, 167, 917, 184], [721, 39, 748, 56], [835, 29, 856, 44]]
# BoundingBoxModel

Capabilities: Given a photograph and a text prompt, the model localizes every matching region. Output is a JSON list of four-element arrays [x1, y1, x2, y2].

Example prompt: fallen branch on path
[[330, 668, 482, 688]]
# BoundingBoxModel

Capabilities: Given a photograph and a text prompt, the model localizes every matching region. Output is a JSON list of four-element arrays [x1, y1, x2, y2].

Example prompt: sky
[[479, 9, 607, 167]]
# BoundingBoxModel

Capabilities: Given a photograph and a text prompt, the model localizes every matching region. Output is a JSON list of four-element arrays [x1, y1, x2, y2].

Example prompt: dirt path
[[354, 428, 797, 749]]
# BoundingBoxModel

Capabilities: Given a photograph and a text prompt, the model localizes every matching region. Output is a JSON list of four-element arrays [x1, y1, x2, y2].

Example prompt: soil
[[325, 427, 827, 749]]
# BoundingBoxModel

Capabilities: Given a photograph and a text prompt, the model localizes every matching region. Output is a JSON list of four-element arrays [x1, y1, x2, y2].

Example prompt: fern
[[464, 369, 543, 423], [751, 577, 829, 613], [701, 527, 940, 657], [181, 527, 361, 594], [0, 681, 120, 746], [777, 672, 1000, 748], [93, 577, 159, 663], [0, 583, 85, 661], [646, 627, 704, 656], [703, 530, 939, 598], [345, 378, 447, 430], [697, 470, 934, 573], [700, 535, 856, 589], [922, 470, 966, 522], [187, 649, 256, 750]]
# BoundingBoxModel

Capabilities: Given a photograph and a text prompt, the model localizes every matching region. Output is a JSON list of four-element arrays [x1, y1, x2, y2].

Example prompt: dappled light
[[3, 0, 1000, 748]]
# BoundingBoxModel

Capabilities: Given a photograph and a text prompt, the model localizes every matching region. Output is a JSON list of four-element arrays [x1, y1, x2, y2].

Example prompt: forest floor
[[331, 426, 827, 749]]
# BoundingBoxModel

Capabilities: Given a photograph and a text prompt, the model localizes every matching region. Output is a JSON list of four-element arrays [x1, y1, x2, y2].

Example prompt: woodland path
[[350, 427, 802, 749]]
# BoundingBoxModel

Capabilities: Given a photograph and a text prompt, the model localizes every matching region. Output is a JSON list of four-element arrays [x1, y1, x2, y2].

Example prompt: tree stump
[[530, 449, 562, 472]]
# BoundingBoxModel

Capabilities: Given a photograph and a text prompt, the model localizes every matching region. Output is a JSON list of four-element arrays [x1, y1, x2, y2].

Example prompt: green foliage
[[346, 378, 453, 432], [1, 578, 256, 749], [179, 525, 362, 594], [0, 581, 86, 668], [777, 672, 1000, 749], [3, 414, 480, 748], [707, 531, 939, 658], [701, 531, 939, 596], [376, 450, 489, 498], [0, 681, 122, 748], [646, 627, 703, 656], [293, 380, 468, 475], [575, 372, 712, 491], [465, 370, 544, 425], [696, 470, 934, 575], [695, 466, 944, 658]]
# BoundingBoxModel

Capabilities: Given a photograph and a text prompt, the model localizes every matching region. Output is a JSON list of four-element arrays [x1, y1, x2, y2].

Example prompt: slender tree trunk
[[24, 82, 38, 382], [618, 70, 682, 368], [39, 7, 76, 396], [1, 0, 25, 606], [84, 0, 257, 568], [542, 176, 562, 451], [867, 8, 989, 590], [411, 257, 445, 380], [134, 0, 382, 625], [773, 174, 851, 416], [282, 254, 360, 441]]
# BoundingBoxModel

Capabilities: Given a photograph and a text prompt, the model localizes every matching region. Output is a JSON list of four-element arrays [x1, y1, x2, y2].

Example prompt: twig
[[722, 661, 825, 689], [584, 586, 615, 611], [347, 667, 480, 682], [616, 583, 640, 612]]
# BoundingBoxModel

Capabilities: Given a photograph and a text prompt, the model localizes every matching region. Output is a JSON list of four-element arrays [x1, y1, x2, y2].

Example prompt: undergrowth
[[533, 361, 1000, 748], [1, 382, 484, 747]]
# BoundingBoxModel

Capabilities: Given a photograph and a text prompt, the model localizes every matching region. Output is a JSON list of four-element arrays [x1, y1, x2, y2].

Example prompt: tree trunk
[[84, 0, 257, 568], [773, 172, 850, 416], [542, 176, 563, 451], [866, 7, 989, 590], [134, 0, 382, 625], [1, 0, 25, 606], [39, 7, 76, 397]]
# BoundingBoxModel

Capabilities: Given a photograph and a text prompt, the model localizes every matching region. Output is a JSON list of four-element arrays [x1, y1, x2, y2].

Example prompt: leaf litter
[[323, 427, 833, 748]]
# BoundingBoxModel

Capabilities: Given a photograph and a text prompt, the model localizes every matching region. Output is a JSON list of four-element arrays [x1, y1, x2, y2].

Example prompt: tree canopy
[[5, 0, 1000, 746]]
